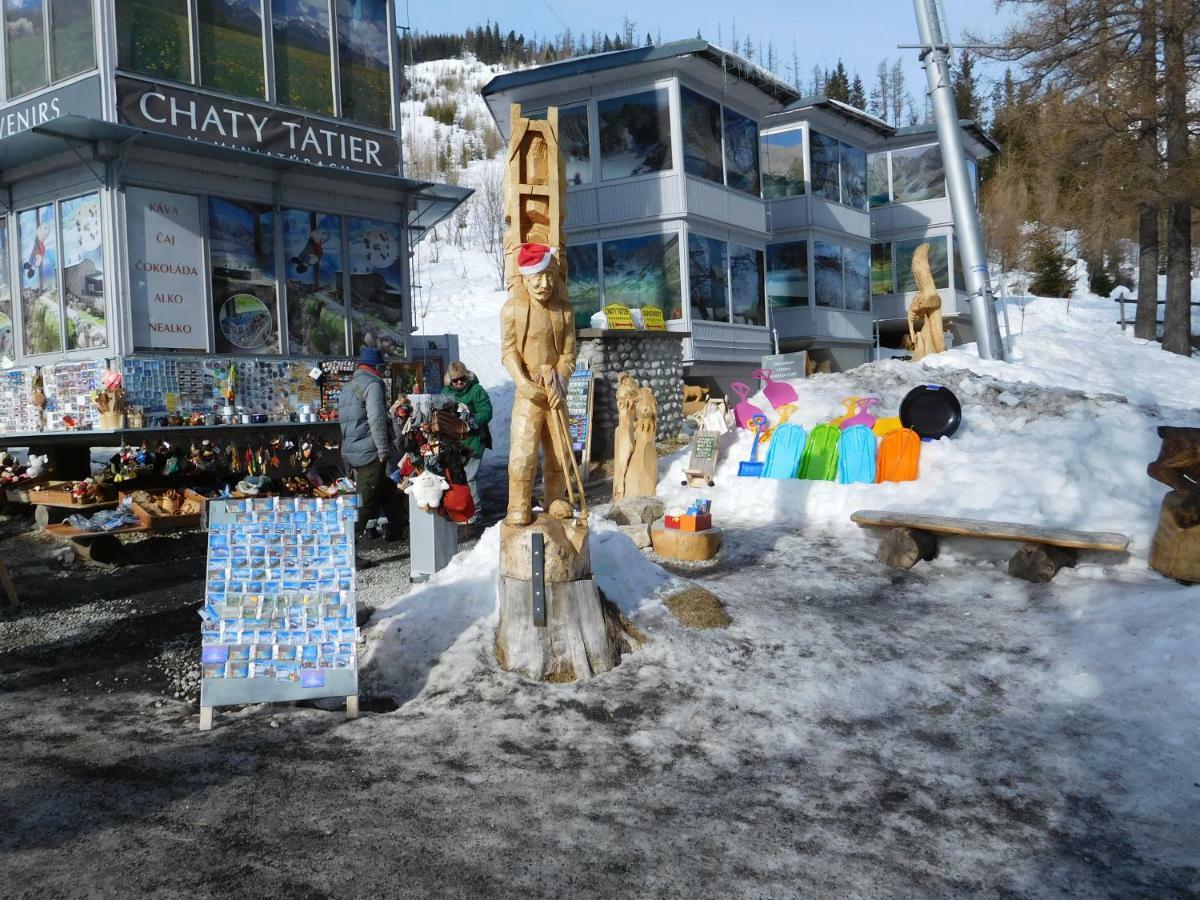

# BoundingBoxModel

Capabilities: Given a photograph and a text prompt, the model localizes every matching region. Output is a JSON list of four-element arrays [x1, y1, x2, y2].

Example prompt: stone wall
[[576, 329, 686, 460]]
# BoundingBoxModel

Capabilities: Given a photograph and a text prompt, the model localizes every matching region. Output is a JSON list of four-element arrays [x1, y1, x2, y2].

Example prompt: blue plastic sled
[[837, 425, 877, 484], [763, 423, 807, 479]]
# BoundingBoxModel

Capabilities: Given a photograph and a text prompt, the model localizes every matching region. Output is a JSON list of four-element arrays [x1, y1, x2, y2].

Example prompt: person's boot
[[504, 476, 534, 526]]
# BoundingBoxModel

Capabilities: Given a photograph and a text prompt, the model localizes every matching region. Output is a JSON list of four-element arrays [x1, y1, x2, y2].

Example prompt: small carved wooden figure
[[611, 372, 638, 502], [906, 242, 947, 362], [621, 385, 659, 499]]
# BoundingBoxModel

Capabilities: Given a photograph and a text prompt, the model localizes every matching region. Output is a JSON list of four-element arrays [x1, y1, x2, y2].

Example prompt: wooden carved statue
[[611, 372, 638, 502], [1148, 426, 1200, 583], [620, 386, 659, 499], [905, 243, 947, 362]]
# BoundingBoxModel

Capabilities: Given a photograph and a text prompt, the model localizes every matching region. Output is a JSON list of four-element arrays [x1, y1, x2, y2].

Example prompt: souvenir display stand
[[197, 495, 361, 731], [408, 491, 459, 582]]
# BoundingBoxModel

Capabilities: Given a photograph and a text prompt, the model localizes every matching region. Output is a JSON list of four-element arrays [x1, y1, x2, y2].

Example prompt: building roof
[[481, 39, 801, 106], [773, 95, 893, 136], [894, 120, 1001, 155]]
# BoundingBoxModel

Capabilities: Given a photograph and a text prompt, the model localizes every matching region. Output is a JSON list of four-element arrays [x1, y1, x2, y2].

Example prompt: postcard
[[275, 645, 298, 661], [202, 663, 226, 679], [300, 670, 325, 688], [252, 661, 278, 679], [201, 629, 222, 646], [226, 661, 250, 678], [201, 645, 230, 664], [228, 644, 250, 661]]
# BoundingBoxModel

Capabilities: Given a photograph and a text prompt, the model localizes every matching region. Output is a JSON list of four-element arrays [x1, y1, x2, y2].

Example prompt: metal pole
[[912, 0, 1006, 361]]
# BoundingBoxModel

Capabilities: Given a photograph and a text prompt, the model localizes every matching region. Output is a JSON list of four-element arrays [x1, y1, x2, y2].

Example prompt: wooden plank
[[0, 559, 18, 608], [851, 509, 1129, 552], [44, 522, 150, 541]]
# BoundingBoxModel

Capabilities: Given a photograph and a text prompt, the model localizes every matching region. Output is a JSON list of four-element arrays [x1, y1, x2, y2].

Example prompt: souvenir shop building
[[0, 0, 469, 445], [482, 40, 997, 382]]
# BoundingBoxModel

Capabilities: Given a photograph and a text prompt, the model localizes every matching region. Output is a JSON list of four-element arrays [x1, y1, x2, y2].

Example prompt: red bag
[[441, 483, 475, 523]]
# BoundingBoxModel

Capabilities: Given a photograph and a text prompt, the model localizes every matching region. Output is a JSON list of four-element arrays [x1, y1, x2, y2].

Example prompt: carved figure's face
[[523, 270, 554, 306]]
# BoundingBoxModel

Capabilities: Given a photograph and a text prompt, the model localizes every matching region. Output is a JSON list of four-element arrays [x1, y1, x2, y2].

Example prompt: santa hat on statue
[[517, 242, 557, 275]]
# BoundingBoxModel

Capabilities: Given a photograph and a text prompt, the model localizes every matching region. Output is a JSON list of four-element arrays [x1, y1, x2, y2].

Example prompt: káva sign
[[116, 76, 399, 175]]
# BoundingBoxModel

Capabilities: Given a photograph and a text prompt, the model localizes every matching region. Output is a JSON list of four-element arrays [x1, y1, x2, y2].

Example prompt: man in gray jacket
[[339, 346, 405, 541]]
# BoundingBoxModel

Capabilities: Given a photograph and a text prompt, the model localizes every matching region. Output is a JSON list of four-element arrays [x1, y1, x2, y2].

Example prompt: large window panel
[[337, 0, 392, 129], [761, 129, 804, 199], [844, 247, 870, 312], [598, 88, 672, 181], [208, 198, 279, 354], [50, 0, 94, 80], [891, 144, 946, 203], [895, 237, 949, 293], [687, 233, 728, 323], [603, 233, 681, 318], [566, 243, 600, 329], [18, 204, 61, 356], [560, 105, 591, 186], [840, 143, 868, 211], [197, 0, 266, 99], [0, 221, 11, 365], [115, 0, 192, 83], [347, 216, 405, 358], [810, 131, 840, 203], [724, 107, 760, 196], [60, 193, 106, 351], [813, 240, 843, 308], [681, 87, 722, 184], [5, 0, 47, 97], [766, 241, 808, 309], [273, 0, 334, 115], [283, 209, 346, 355], [729, 244, 765, 326], [871, 243, 893, 296], [868, 152, 890, 207]]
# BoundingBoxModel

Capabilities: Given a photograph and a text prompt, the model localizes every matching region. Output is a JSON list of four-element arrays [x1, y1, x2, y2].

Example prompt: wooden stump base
[[876, 527, 939, 569], [649, 522, 722, 561], [1150, 492, 1200, 583], [496, 575, 620, 682], [1008, 543, 1077, 583]]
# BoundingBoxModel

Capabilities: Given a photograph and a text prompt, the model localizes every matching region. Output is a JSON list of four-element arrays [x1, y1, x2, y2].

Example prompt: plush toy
[[291, 228, 330, 274], [26, 454, 47, 478], [402, 469, 449, 513]]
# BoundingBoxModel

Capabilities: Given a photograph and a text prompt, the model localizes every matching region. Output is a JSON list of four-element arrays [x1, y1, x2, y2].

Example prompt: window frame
[[595, 81, 675, 186], [759, 123, 807, 200], [766, 239, 810, 311]]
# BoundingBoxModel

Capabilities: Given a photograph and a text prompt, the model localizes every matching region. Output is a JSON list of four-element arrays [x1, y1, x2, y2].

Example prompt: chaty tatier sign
[[116, 76, 399, 175]]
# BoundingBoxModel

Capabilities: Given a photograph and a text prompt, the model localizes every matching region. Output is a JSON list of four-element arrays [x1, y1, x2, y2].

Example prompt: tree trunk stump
[[496, 513, 638, 682], [70, 535, 124, 566], [1008, 543, 1077, 583], [1149, 492, 1200, 583], [876, 527, 938, 569], [34, 505, 67, 528]]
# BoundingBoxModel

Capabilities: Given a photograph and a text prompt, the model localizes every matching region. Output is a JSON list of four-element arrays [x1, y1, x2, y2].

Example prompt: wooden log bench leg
[[34, 505, 68, 528], [69, 535, 125, 566], [199, 707, 214, 732], [876, 527, 939, 570], [1009, 543, 1077, 583]]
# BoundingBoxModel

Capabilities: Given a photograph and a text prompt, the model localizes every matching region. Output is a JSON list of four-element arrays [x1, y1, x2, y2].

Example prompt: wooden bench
[[851, 510, 1130, 583]]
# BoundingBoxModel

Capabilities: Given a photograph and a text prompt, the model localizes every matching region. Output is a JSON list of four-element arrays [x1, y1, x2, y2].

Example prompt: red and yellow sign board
[[603, 303, 635, 330]]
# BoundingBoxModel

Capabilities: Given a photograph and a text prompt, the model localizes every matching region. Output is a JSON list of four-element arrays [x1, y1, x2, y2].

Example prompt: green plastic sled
[[798, 423, 841, 481]]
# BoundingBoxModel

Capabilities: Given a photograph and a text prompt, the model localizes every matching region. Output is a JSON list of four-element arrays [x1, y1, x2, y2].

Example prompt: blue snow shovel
[[738, 414, 769, 477]]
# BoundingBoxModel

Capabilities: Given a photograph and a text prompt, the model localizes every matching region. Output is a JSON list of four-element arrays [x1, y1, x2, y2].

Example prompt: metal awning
[[2, 115, 472, 237]]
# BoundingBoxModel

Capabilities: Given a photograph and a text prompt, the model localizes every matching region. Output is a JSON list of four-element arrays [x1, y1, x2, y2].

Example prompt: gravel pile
[[151, 636, 201, 701]]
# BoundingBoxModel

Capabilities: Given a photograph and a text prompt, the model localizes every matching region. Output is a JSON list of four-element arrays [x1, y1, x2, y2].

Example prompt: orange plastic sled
[[876, 427, 921, 483]]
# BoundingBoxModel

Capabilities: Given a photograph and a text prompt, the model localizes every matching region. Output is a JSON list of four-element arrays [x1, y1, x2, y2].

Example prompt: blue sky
[[397, 0, 1022, 106]]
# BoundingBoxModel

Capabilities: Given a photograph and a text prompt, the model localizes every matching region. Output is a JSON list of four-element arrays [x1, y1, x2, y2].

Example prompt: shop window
[[598, 88, 672, 181], [347, 216, 405, 359], [766, 241, 808, 309], [871, 242, 893, 296], [681, 87, 722, 184], [895, 236, 949, 293], [566, 243, 600, 329], [966, 158, 979, 203], [840, 143, 868, 212], [761, 129, 804, 200], [868, 152, 890, 207], [890, 144, 945, 204], [273, 0, 334, 115], [60, 193, 106, 351], [337, 0, 392, 129], [208, 198, 279, 354], [283, 209, 346, 356], [809, 131, 840, 204], [559, 105, 591, 186], [813, 240, 843, 308], [115, 0, 192, 84], [603, 233, 681, 319], [18, 204, 60, 356], [49, 0, 94, 80], [844, 247, 871, 311], [687, 233, 728, 323], [0, 220, 13, 365], [724, 107, 760, 196], [953, 235, 968, 291], [5, 0, 47, 97], [729, 244, 765, 326], [197, 0, 266, 99]]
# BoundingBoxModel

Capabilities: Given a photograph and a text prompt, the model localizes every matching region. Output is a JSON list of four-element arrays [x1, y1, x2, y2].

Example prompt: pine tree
[[951, 50, 983, 121], [1028, 233, 1073, 298], [869, 59, 890, 121], [848, 74, 866, 110], [603, 34, 613, 52], [645, 32, 654, 47]]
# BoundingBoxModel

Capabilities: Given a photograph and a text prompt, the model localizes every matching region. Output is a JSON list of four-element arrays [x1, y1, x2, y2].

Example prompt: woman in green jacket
[[443, 361, 492, 524]]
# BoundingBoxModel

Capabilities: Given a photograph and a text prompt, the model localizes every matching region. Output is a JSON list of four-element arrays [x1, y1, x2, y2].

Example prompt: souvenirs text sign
[[127, 187, 208, 350], [116, 76, 399, 175]]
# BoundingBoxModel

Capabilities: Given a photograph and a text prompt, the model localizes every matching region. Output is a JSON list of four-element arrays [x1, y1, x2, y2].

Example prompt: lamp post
[[912, 0, 1006, 361]]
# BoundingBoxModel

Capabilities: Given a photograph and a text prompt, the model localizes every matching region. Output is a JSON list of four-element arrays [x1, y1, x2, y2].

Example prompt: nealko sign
[[116, 76, 399, 175]]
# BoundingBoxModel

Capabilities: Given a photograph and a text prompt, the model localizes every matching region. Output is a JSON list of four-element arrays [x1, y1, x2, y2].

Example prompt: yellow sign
[[641, 306, 666, 330], [604, 303, 635, 330]]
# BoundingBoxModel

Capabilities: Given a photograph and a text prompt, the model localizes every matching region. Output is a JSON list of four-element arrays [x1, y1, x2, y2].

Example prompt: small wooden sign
[[682, 429, 721, 488], [760, 350, 808, 381], [604, 303, 635, 329], [641, 306, 666, 330]]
